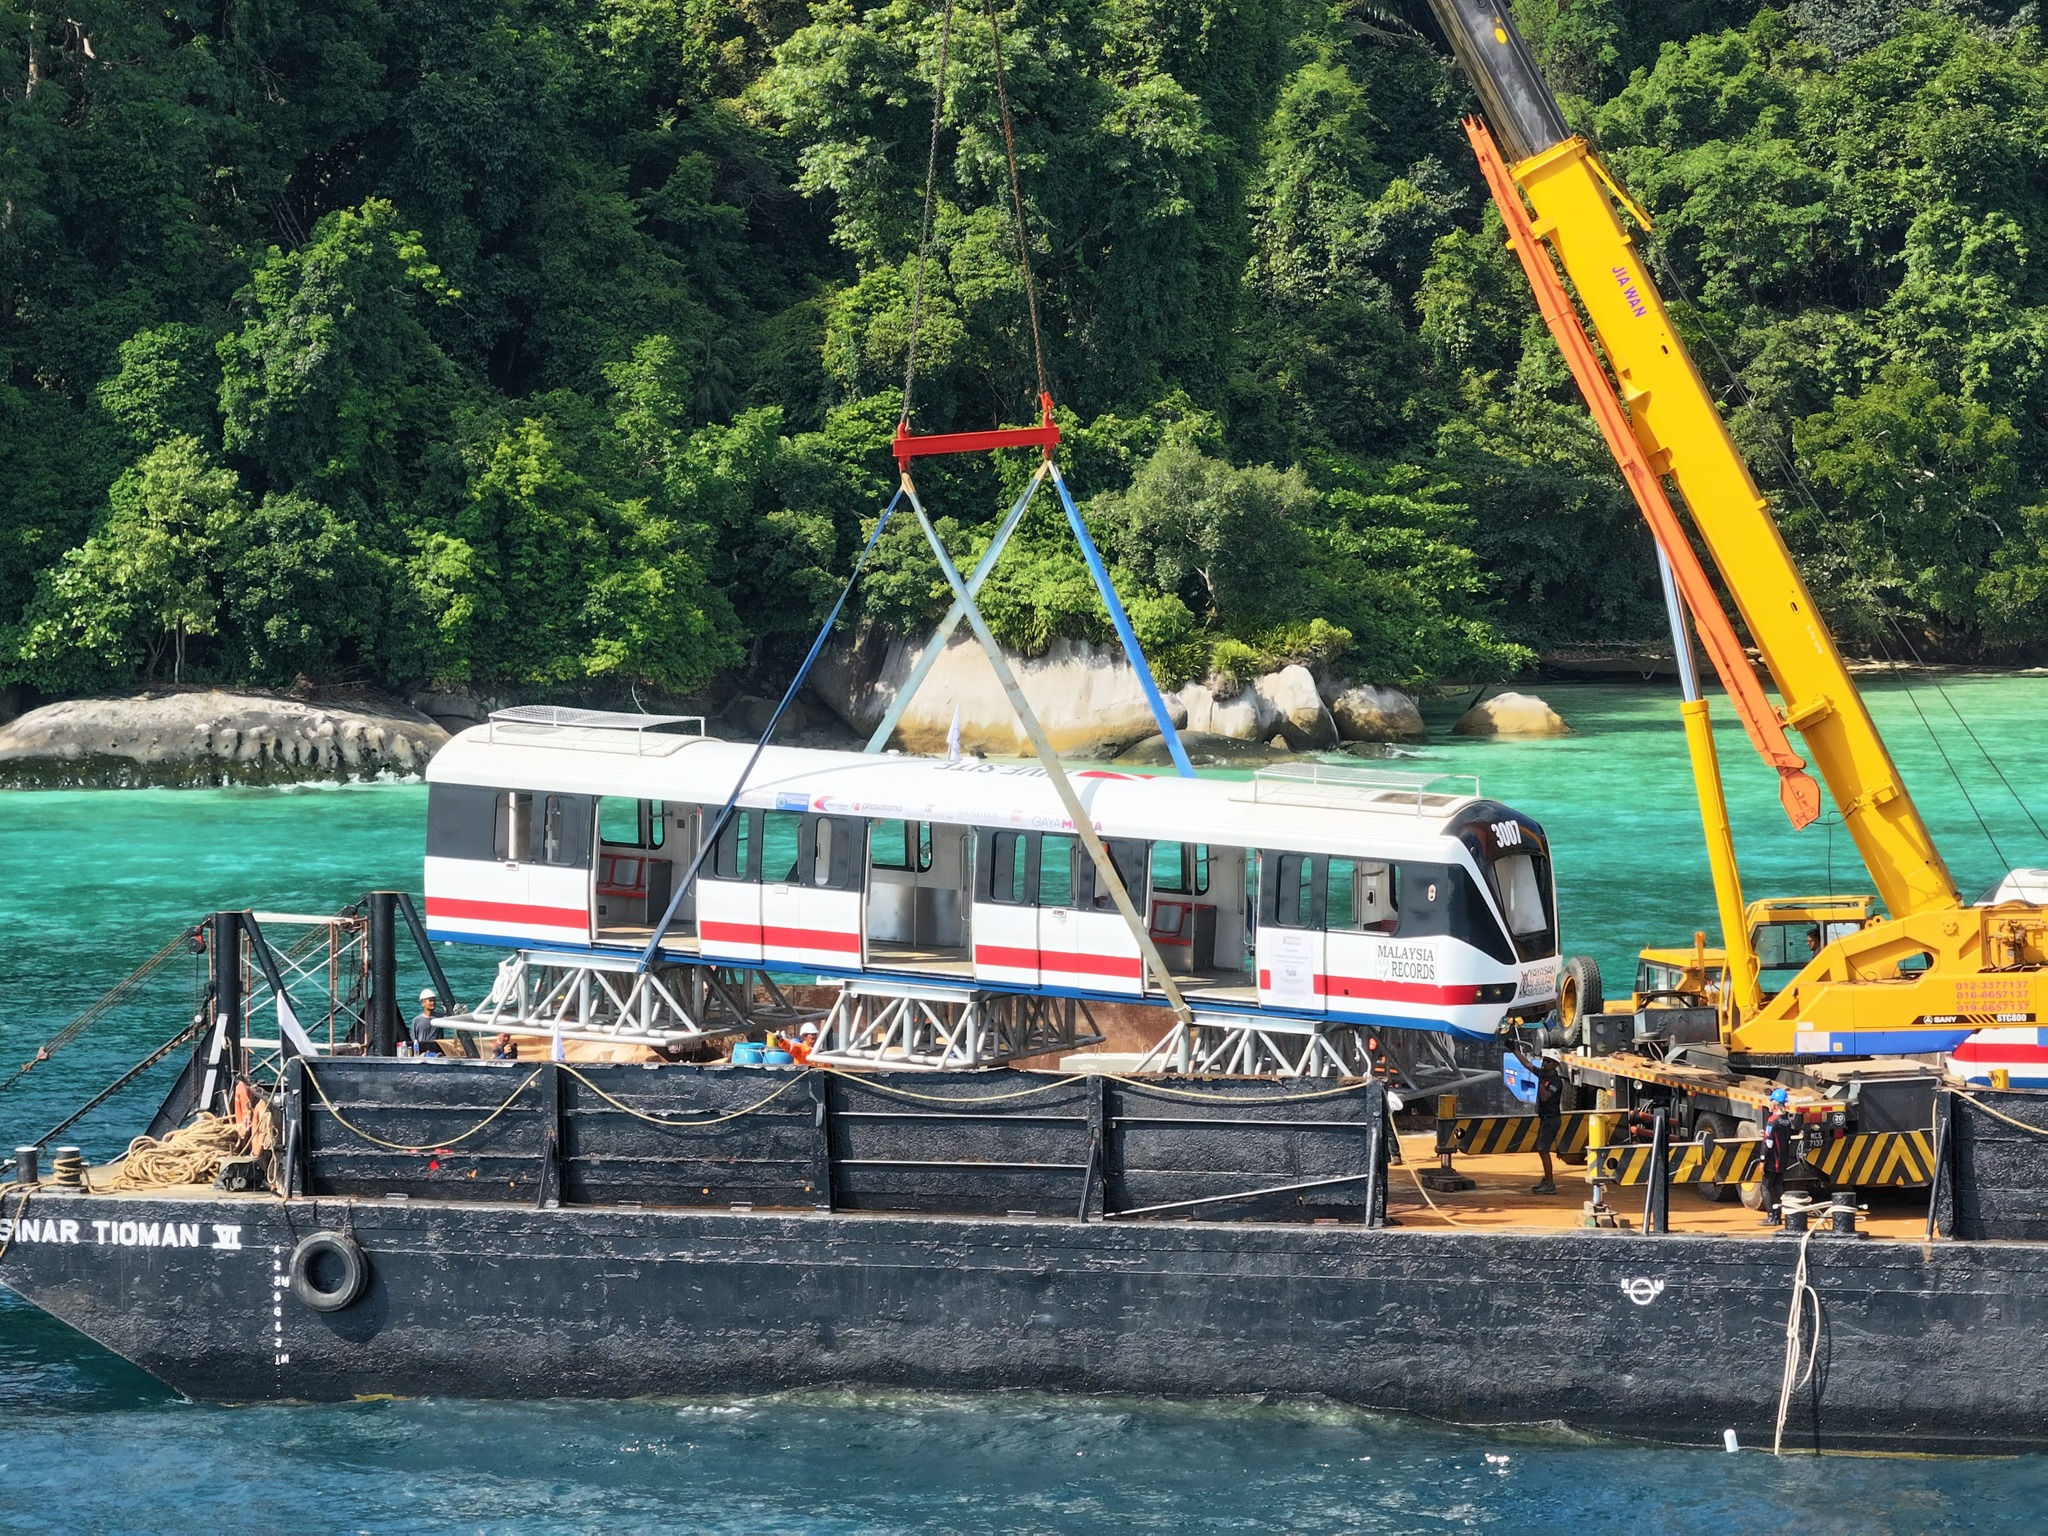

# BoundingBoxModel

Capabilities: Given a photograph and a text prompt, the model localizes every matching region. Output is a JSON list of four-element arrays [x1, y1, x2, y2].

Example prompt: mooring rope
[[558, 1064, 814, 1128], [1950, 1093, 2048, 1138], [1105, 1074, 1379, 1105], [302, 1066, 544, 1154], [0, 1184, 30, 1263], [815, 1066, 1085, 1104], [1772, 1223, 1824, 1456]]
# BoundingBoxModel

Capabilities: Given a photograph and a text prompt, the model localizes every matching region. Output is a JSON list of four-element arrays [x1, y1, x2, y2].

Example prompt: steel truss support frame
[[1133, 1018, 1379, 1080], [449, 951, 820, 1049], [809, 982, 1104, 1071]]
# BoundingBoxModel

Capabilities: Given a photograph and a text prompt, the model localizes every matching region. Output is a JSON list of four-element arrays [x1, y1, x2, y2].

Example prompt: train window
[[1039, 836, 1075, 907], [1327, 858, 1357, 930], [648, 802, 666, 849], [1268, 853, 1320, 929], [1079, 838, 1148, 911], [1326, 859, 1396, 933], [530, 795, 592, 867], [1493, 852, 1548, 939], [541, 796, 565, 862], [713, 811, 754, 880], [1151, 843, 1211, 896], [760, 811, 803, 884], [1359, 861, 1397, 932], [871, 821, 936, 872], [987, 832, 1031, 904], [599, 797, 640, 845], [495, 792, 532, 861], [800, 816, 864, 891], [427, 784, 501, 861]]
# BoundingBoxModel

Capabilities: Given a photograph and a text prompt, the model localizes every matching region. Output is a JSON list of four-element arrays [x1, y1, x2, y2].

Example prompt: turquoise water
[[4, 674, 2048, 1529]]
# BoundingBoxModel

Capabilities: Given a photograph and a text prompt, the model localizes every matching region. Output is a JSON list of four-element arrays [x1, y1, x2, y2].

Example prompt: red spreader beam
[[894, 392, 1059, 469]]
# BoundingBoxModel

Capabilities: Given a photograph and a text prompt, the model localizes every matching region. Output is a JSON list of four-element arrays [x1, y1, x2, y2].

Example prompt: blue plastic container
[[762, 1048, 795, 1066], [731, 1042, 765, 1066]]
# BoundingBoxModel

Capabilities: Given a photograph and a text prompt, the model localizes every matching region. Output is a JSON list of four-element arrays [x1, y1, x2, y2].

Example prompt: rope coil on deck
[[105, 1113, 251, 1190]]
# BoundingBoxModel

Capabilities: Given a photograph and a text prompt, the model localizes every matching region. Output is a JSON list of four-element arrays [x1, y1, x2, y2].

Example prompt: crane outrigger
[[1427, 1, 2048, 1185]]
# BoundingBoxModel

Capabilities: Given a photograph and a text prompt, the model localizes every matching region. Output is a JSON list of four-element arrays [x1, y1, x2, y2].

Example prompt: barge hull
[[5, 1190, 2044, 1453]]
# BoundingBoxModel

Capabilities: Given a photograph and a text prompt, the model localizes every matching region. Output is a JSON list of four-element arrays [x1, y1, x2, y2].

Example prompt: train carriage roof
[[426, 720, 1524, 860]]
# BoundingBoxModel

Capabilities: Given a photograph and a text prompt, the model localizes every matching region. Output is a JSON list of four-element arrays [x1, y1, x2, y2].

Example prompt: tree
[[14, 437, 240, 688]]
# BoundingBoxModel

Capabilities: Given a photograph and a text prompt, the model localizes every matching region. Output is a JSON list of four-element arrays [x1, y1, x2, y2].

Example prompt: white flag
[[551, 1016, 566, 1063], [947, 704, 962, 762]]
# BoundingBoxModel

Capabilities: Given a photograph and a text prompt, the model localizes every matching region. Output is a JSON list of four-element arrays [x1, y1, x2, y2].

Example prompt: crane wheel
[[1695, 1114, 1741, 1203], [1557, 954, 1603, 1040]]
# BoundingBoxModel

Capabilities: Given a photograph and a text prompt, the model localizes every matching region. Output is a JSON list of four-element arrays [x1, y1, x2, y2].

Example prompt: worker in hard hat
[[1760, 1087, 1797, 1226], [410, 988, 444, 1057]]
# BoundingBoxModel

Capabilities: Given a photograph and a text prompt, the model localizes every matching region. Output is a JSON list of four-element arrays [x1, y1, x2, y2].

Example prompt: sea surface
[[4, 674, 2048, 1532]]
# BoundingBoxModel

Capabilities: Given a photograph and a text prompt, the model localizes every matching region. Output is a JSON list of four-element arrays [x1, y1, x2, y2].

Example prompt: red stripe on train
[[701, 920, 862, 954], [974, 945, 1145, 979], [1950, 1041, 2048, 1062], [426, 896, 588, 928], [1257, 969, 1492, 1006]]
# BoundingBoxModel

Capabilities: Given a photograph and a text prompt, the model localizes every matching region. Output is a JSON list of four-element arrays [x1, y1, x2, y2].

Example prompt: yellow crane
[[1425, 2, 2048, 1165]]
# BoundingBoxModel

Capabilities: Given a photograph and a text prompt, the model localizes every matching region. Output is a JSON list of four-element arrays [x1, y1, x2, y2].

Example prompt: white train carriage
[[422, 711, 1562, 1038]]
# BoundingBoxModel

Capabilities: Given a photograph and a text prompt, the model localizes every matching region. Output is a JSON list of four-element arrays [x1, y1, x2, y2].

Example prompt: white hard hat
[[420, 988, 437, 1002], [799, 1022, 820, 1037]]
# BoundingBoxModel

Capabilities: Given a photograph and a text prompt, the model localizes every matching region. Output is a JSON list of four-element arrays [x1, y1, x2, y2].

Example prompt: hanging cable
[[901, 0, 958, 427], [1643, 245, 2025, 870], [636, 488, 906, 973], [985, 0, 1051, 405]]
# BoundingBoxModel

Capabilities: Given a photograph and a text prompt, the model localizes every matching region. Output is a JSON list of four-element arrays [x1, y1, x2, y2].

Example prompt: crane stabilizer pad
[[1588, 1137, 1762, 1188]]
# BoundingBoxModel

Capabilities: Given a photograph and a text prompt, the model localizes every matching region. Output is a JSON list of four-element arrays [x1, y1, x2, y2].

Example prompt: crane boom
[[1428, 0, 1961, 923]]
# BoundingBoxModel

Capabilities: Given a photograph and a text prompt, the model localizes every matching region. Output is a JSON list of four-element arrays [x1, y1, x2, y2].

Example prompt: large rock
[[813, 629, 1187, 758], [1328, 682, 1426, 742], [1113, 731, 1295, 768], [0, 690, 451, 788], [1255, 664, 1339, 750], [1452, 690, 1571, 738]]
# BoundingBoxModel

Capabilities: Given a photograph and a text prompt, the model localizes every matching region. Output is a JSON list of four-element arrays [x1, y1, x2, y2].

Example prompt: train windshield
[[1452, 806, 1557, 964]]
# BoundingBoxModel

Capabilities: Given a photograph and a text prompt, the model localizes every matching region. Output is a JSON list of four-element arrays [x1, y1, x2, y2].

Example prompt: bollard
[[50, 1148, 86, 1188], [1828, 1189, 1866, 1238], [12, 1147, 38, 1186], [1781, 1192, 1814, 1234]]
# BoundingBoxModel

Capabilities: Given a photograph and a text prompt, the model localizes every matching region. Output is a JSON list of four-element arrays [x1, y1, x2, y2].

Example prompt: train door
[[1255, 850, 1327, 1013], [755, 808, 807, 961], [772, 814, 864, 968], [1036, 835, 1080, 986], [1071, 837, 1148, 996], [594, 797, 678, 941], [973, 829, 1040, 985], [700, 810, 764, 963]]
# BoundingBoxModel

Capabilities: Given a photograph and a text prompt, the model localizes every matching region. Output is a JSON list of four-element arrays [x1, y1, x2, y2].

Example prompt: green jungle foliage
[[0, 0, 2041, 699]]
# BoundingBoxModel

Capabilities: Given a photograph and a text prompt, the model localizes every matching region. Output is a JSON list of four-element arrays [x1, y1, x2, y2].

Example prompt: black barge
[[7, 1050, 2048, 1454]]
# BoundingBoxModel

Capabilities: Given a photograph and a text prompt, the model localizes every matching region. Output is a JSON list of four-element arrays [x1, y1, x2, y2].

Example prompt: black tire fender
[[288, 1231, 369, 1313]]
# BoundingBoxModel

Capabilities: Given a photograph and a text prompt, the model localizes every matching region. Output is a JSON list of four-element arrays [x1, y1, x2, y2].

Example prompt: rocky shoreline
[[0, 647, 1573, 789], [0, 691, 451, 789]]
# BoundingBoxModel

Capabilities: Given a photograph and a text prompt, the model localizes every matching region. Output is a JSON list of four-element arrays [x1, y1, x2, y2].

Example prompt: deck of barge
[[78, 1132, 1931, 1240], [1386, 1132, 1930, 1237]]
